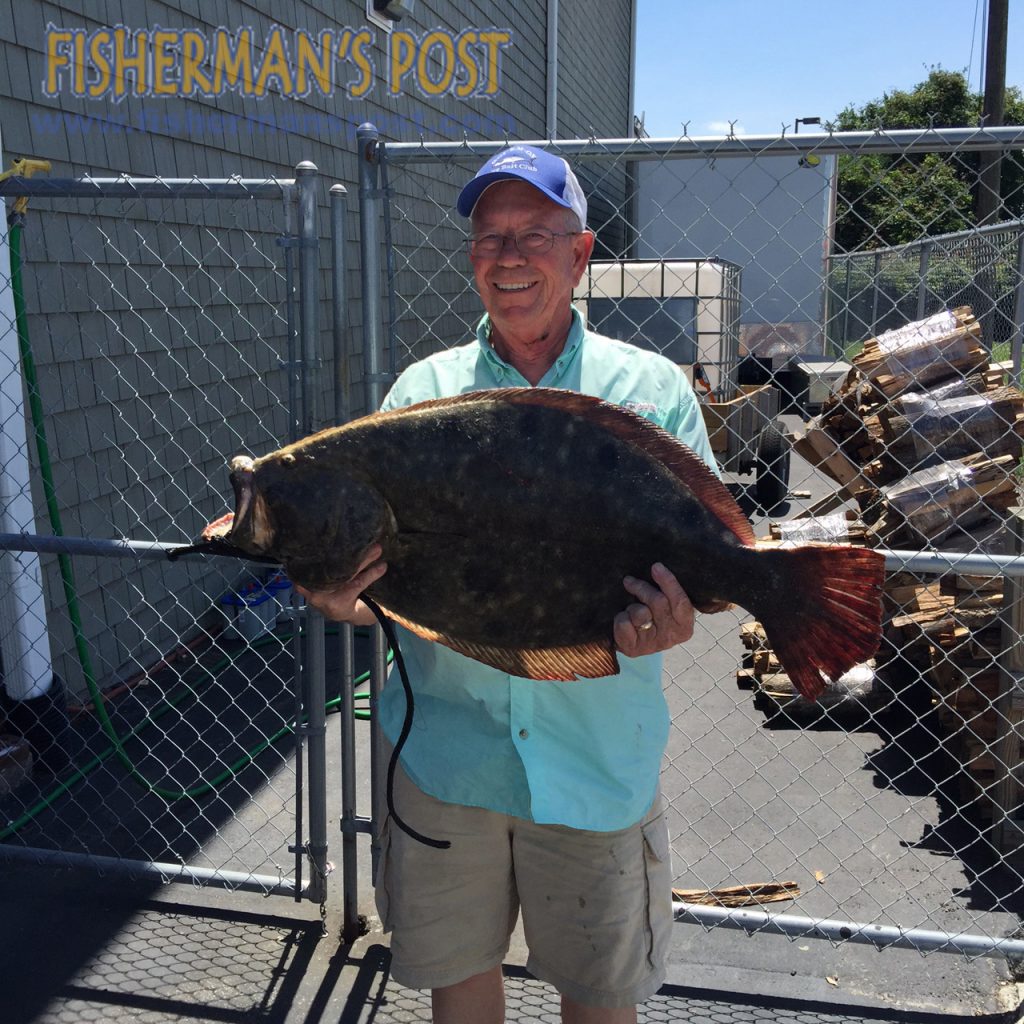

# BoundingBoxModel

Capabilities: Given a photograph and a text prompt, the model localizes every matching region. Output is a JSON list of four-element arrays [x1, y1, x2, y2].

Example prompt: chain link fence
[[0, 167, 333, 901], [5, 126, 1024, 973], [353, 125, 1024, 960], [828, 221, 1024, 361]]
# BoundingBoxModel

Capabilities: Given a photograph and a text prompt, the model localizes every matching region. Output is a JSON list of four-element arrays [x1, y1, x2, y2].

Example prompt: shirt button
[[518, 728, 529, 740]]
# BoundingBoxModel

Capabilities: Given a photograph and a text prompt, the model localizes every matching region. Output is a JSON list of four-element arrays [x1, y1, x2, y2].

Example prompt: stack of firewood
[[883, 569, 1006, 816], [782, 306, 1023, 823], [795, 307, 1023, 495], [862, 453, 1018, 548]]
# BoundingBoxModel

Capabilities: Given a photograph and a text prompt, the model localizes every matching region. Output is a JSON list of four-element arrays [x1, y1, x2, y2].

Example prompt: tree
[[832, 68, 1024, 252]]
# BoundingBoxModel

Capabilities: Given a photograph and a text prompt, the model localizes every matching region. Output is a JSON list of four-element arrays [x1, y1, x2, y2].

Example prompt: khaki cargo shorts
[[375, 757, 673, 1009]]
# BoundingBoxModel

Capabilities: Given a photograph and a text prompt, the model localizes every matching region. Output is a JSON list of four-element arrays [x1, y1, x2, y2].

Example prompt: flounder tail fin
[[753, 545, 885, 702]]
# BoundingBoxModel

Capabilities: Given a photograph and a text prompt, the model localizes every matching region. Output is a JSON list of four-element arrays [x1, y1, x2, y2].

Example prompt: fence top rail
[[0, 175, 297, 200], [376, 126, 1024, 165], [829, 217, 1024, 261]]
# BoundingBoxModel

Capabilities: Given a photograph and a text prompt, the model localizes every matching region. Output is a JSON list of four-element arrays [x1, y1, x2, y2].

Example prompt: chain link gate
[[0, 165, 333, 907], [349, 124, 1024, 964]]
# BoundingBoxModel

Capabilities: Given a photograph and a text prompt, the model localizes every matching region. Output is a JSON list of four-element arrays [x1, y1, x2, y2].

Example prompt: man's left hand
[[614, 562, 695, 657]]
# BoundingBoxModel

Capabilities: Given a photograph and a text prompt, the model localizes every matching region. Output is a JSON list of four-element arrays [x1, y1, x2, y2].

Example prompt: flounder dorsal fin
[[380, 387, 755, 550], [375, 601, 619, 681]]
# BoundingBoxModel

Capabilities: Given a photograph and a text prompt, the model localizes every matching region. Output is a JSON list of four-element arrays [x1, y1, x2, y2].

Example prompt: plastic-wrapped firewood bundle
[[767, 509, 867, 545], [795, 307, 1006, 491], [816, 366, 1005, 473], [864, 454, 1017, 546], [869, 385, 1024, 482], [852, 307, 986, 399], [895, 367, 1006, 405]]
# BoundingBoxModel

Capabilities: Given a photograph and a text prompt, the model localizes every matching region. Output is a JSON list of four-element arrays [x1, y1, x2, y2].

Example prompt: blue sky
[[634, 0, 1024, 137]]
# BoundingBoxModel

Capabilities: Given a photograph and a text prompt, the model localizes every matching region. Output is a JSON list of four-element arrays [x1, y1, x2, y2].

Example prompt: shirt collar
[[475, 306, 585, 385]]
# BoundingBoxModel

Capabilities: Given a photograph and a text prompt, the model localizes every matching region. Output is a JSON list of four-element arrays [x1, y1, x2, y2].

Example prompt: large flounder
[[192, 387, 884, 699]]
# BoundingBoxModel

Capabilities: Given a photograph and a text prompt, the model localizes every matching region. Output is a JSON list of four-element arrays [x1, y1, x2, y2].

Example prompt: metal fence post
[[1011, 227, 1024, 385], [297, 161, 321, 435], [283, 185, 300, 445], [338, 619, 361, 942], [330, 180, 364, 942], [330, 184, 351, 427], [870, 250, 882, 336], [842, 256, 852, 350], [282, 181, 306, 900], [916, 240, 933, 320], [295, 162, 329, 908], [357, 123, 391, 885], [358, 126, 389, 412], [993, 508, 1024, 857]]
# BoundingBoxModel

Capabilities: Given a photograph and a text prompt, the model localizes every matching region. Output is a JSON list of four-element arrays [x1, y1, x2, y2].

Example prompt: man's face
[[469, 180, 593, 343]]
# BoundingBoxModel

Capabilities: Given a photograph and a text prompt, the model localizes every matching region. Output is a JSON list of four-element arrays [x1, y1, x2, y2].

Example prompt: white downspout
[[0, 126, 56, 701], [546, 0, 559, 139]]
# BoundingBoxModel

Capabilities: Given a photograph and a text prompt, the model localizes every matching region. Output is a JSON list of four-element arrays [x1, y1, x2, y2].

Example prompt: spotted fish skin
[[196, 388, 885, 696]]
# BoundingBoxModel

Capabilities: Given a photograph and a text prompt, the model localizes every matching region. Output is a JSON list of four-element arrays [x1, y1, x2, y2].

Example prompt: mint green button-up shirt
[[377, 307, 717, 831]]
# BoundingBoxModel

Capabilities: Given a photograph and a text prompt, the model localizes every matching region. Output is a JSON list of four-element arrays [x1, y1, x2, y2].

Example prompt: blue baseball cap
[[457, 145, 588, 229]]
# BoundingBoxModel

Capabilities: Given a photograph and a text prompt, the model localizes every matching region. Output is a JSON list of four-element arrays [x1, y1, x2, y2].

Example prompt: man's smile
[[494, 281, 536, 292]]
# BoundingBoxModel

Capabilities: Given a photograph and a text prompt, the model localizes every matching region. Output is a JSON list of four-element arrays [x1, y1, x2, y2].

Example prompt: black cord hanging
[[361, 595, 450, 851]]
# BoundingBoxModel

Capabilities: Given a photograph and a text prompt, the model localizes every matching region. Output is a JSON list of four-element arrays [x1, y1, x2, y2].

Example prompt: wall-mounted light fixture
[[794, 116, 821, 133]]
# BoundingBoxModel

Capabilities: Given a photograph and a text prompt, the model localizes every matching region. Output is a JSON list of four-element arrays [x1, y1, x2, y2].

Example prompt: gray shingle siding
[[1, 0, 634, 690], [556, 0, 633, 140]]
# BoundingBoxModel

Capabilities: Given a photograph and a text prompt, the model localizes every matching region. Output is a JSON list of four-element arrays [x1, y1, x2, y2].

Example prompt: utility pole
[[976, 0, 1009, 225]]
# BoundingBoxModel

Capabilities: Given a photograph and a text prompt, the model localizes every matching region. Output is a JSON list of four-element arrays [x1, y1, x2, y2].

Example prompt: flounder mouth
[[225, 455, 274, 554], [168, 454, 277, 565], [228, 455, 255, 541], [201, 512, 235, 541]]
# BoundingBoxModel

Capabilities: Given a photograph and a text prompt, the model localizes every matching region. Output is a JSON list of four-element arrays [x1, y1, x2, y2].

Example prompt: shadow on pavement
[[326, 946, 1022, 1023]]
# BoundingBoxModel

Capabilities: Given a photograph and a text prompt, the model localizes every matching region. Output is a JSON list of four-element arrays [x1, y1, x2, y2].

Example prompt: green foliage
[[835, 68, 980, 131], [834, 69, 1024, 252]]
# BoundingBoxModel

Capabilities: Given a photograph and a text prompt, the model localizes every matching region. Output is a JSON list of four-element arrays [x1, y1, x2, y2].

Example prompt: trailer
[[574, 259, 791, 509], [699, 383, 790, 509]]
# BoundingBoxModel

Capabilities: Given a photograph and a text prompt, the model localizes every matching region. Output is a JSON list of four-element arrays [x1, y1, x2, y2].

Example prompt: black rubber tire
[[754, 419, 791, 511]]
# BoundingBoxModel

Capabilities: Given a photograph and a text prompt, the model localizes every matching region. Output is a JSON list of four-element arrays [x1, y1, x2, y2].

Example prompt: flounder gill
[[188, 387, 885, 699]]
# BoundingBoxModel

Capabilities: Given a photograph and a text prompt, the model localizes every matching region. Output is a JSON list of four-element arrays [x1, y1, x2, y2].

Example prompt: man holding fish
[[300, 147, 719, 1023]]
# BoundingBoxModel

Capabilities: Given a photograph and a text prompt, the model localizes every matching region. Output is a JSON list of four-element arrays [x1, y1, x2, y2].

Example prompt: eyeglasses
[[466, 228, 580, 257]]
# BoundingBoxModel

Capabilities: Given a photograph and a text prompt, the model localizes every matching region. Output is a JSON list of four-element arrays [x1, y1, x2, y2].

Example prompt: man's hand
[[292, 543, 387, 626], [613, 562, 695, 657]]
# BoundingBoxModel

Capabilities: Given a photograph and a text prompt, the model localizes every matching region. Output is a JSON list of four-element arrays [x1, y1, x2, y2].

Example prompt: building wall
[[637, 153, 835, 358], [0, 0, 636, 692], [555, 0, 633, 140], [552, 0, 635, 256]]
